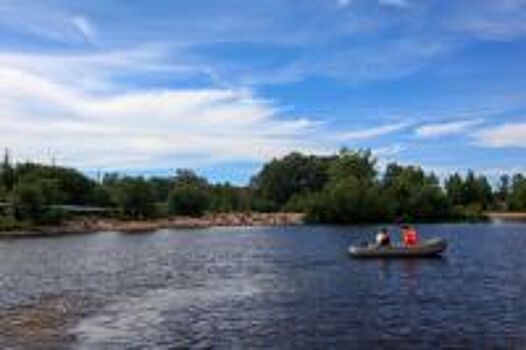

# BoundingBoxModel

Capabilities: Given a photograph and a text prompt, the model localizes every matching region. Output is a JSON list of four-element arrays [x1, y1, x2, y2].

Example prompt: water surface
[[0, 224, 525, 349]]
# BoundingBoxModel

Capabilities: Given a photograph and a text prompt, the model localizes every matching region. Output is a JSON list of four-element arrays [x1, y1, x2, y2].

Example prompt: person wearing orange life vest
[[402, 225, 418, 247]]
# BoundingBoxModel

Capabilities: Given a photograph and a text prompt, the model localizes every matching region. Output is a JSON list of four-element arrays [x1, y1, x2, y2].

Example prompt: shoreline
[[0, 212, 305, 238], [2, 211, 525, 238], [486, 211, 526, 221]]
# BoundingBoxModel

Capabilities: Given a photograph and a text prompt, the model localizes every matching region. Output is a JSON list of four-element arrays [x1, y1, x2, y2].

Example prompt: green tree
[[167, 169, 210, 216], [110, 177, 156, 218], [329, 148, 376, 183], [10, 181, 45, 221], [405, 184, 451, 221], [0, 149, 15, 191], [306, 151, 392, 223], [168, 183, 210, 216], [209, 183, 251, 212], [15, 163, 97, 205], [494, 174, 510, 210], [251, 152, 332, 209], [445, 173, 464, 206], [149, 177, 173, 203], [383, 164, 451, 221], [509, 174, 526, 210], [462, 171, 493, 209], [306, 177, 393, 223], [445, 172, 493, 210]]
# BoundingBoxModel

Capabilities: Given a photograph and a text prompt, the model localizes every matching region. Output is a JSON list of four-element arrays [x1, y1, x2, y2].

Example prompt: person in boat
[[402, 225, 418, 247], [375, 228, 391, 247]]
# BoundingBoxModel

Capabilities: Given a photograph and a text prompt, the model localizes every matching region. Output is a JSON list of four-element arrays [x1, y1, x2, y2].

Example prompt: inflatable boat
[[349, 237, 447, 258]]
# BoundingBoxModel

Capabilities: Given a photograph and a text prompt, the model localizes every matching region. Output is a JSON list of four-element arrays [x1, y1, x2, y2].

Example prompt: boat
[[348, 237, 447, 258]]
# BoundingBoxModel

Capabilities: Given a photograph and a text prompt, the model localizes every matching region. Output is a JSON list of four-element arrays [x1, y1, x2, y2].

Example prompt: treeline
[[250, 149, 526, 222], [0, 159, 253, 228], [0, 149, 525, 228]]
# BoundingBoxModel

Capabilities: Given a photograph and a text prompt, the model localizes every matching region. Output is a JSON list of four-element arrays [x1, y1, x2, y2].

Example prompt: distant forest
[[1, 149, 525, 229]]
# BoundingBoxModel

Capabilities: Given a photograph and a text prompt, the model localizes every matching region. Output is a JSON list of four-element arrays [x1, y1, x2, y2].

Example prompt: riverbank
[[486, 211, 526, 221], [0, 212, 305, 237]]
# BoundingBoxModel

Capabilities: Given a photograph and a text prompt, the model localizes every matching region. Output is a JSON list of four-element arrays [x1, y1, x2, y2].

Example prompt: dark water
[[0, 224, 525, 349]]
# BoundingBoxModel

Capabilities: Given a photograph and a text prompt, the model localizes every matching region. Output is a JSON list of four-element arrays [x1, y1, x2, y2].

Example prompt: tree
[[462, 172, 493, 209], [209, 183, 251, 212], [167, 169, 210, 217], [0, 148, 15, 191], [10, 180, 45, 221], [168, 183, 210, 216], [509, 174, 526, 211], [110, 177, 156, 218], [445, 173, 464, 206], [149, 177, 174, 203], [14, 163, 97, 205], [251, 152, 332, 209], [493, 174, 510, 210], [405, 184, 451, 221], [445, 172, 493, 210], [329, 148, 376, 183], [383, 164, 450, 222], [306, 176, 394, 223]]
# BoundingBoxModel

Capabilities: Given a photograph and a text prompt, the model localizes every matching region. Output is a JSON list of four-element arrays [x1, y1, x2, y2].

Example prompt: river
[[0, 223, 525, 349]]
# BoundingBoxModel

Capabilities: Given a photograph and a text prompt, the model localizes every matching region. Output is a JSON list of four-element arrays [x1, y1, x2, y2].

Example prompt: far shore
[[2, 211, 525, 238], [486, 211, 526, 221], [0, 212, 305, 238]]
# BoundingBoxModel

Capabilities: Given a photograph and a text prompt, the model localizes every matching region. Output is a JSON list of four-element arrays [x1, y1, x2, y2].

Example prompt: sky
[[0, 0, 525, 184]]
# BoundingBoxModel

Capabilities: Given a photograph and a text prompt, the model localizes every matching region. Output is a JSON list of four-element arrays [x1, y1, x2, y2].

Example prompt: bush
[[34, 208, 68, 225], [306, 177, 394, 224], [109, 177, 157, 219], [11, 181, 45, 221], [168, 183, 210, 217], [0, 216, 32, 231], [283, 192, 316, 212]]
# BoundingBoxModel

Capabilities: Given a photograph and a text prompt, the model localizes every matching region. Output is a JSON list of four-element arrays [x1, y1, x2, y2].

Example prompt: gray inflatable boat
[[349, 237, 447, 258]]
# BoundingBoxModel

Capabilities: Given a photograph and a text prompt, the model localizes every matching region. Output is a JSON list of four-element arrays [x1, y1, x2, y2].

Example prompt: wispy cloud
[[475, 122, 526, 148], [0, 2, 99, 44], [0, 52, 324, 169], [70, 16, 97, 43], [415, 119, 484, 138], [1, 1, 525, 86], [0, 45, 215, 93], [449, 1, 526, 41], [0, 0, 524, 178], [337, 0, 352, 8], [340, 122, 410, 141], [378, 0, 409, 8], [373, 144, 405, 157]]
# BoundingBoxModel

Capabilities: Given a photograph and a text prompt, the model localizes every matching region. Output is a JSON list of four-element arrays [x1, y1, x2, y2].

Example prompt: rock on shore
[[0, 212, 305, 237]]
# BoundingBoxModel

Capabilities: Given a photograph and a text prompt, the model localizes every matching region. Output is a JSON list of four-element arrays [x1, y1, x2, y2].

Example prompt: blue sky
[[0, 0, 525, 183]]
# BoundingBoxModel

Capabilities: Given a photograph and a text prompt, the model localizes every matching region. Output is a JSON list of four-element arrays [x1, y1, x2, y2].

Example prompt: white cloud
[[70, 16, 97, 43], [2, 0, 524, 88], [373, 144, 405, 158], [0, 2, 101, 44], [449, 1, 526, 41], [337, 0, 352, 8], [340, 122, 409, 141], [378, 0, 409, 8], [373, 144, 406, 168], [415, 119, 483, 138], [0, 51, 324, 170], [0, 46, 211, 93], [475, 122, 526, 148]]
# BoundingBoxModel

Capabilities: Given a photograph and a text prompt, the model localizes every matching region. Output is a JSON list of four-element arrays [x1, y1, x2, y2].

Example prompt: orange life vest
[[403, 229, 418, 246]]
